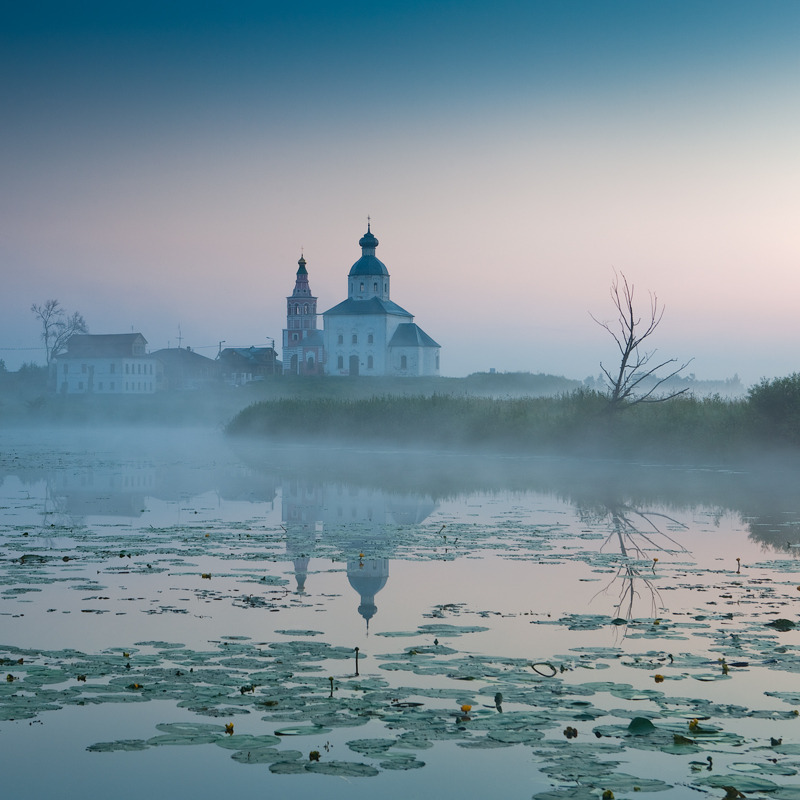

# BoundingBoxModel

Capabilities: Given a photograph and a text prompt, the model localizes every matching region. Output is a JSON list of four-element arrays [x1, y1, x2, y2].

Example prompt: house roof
[[63, 333, 148, 358], [388, 323, 440, 349], [323, 297, 413, 318], [151, 348, 218, 367], [218, 347, 277, 366]]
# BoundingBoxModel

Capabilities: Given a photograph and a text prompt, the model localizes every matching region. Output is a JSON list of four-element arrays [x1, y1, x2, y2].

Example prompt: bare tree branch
[[31, 300, 88, 365], [590, 270, 692, 409]]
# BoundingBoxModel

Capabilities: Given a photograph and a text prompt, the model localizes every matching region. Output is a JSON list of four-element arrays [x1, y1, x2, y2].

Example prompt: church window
[[63, 363, 68, 374], [401, 355, 407, 369], [436, 354, 440, 369], [304, 303, 309, 314], [373, 282, 378, 292], [337, 356, 343, 369], [367, 334, 373, 344], [367, 356, 373, 369], [110, 363, 115, 374], [337, 334, 343, 345], [360, 282, 364, 291], [295, 304, 300, 315], [82, 363, 87, 373], [352, 334, 357, 344], [293, 333, 298, 341]]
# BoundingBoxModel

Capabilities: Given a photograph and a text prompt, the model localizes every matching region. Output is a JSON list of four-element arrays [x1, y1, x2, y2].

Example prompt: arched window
[[360, 282, 364, 291], [337, 334, 343, 345], [304, 303, 309, 314], [373, 282, 378, 292], [337, 356, 343, 369], [295, 304, 300, 315], [352, 334, 357, 344], [367, 334, 373, 344], [401, 355, 407, 369], [367, 356, 373, 369]]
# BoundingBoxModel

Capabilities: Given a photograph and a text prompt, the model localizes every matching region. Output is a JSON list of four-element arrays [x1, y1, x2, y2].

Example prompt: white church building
[[282, 224, 439, 377]]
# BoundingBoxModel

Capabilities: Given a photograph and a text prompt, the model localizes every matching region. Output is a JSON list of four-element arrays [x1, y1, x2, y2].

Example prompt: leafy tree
[[591, 271, 691, 410], [30, 300, 88, 365]]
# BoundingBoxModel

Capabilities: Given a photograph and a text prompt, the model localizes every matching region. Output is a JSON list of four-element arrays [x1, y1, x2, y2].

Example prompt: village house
[[56, 333, 159, 394], [217, 346, 281, 386], [151, 346, 221, 391]]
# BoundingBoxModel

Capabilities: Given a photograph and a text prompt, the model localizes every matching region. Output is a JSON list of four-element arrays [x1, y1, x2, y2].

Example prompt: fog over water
[[3, 424, 800, 799]]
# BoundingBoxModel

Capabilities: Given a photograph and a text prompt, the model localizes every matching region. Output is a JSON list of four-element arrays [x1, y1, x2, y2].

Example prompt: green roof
[[323, 297, 413, 317], [388, 323, 440, 348]]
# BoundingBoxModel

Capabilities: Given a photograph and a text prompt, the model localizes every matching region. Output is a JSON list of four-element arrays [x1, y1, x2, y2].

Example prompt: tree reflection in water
[[580, 500, 688, 625]]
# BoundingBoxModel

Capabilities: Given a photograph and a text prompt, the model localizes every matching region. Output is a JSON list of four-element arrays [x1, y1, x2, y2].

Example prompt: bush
[[748, 374, 800, 443]]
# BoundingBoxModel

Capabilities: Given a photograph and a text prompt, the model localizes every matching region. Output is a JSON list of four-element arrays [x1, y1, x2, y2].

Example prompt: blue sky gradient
[[3, 2, 800, 381]]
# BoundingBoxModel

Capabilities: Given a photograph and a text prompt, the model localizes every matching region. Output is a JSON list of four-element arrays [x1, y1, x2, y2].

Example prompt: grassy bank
[[226, 390, 764, 461]]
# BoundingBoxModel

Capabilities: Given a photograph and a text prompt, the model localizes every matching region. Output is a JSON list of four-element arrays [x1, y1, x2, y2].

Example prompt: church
[[282, 224, 440, 377]]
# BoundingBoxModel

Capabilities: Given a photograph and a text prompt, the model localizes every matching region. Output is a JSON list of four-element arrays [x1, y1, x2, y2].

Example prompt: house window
[[337, 356, 343, 369], [82, 363, 87, 373], [125, 364, 129, 374], [367, 356, 373, 369], [367, 334, 373, 344], [401, 355, 407, 369], [337, 334, 343, 345], [78, 381, 84, 390], [149, 364, 153, 374], [352, 334, 357, 344], [110, 363, 115, 374], [63, 364, 68, 374]]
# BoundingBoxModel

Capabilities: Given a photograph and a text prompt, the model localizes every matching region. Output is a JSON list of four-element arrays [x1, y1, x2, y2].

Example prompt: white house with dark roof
[[56, 333, 159, 394], [320, 224, 440, 376]]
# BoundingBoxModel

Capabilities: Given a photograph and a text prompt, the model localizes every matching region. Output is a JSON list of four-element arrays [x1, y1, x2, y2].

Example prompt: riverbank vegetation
[[227, 374, 800, 462]]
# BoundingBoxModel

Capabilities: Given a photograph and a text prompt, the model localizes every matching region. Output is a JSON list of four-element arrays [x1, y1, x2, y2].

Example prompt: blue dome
[[349, 255, 389, 277], [359, 230, 378, 249]]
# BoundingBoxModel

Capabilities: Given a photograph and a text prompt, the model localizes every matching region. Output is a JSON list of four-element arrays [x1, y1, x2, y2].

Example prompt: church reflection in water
[[282, 478, 436, 627], [37, 458, 436, 627]]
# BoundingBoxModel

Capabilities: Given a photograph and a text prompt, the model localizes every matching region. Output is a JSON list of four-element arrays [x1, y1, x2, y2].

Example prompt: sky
[[2, 1, 800, 384]]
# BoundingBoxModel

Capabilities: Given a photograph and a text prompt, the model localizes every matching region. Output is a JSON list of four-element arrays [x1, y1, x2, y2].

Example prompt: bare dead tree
[[31, 299, 88, 365], [590, 271, 692, 409]]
